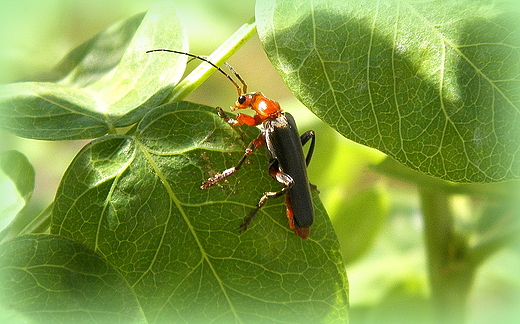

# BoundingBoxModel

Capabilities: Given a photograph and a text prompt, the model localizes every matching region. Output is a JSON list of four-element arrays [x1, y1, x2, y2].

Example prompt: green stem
[[419, 187, 475, 324], [165, 20, 257, 102]]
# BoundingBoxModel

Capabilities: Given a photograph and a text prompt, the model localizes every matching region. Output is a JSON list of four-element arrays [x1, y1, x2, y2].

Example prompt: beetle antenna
[[222, 61, 247, 94], [146, 49, 247, 96]]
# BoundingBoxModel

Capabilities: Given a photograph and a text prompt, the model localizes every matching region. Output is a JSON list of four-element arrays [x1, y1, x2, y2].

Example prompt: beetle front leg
[[216, 107, 262, 127], [200, 132, 266, 189], [239, 159, 294, 232]]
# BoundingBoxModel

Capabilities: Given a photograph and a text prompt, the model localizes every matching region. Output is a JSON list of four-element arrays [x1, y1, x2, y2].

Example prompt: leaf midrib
[[135, 139, 242, 322]]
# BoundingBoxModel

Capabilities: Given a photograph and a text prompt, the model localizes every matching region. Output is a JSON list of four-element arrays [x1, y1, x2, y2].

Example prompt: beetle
[[147, 49, 316, 239]]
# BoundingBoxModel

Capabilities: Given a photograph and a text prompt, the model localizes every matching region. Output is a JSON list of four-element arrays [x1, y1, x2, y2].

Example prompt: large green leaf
[[256, 0, 520, 183], [51, 101, 349, 323], [0, 1, 187, 140], [0, 234, 145, 324]]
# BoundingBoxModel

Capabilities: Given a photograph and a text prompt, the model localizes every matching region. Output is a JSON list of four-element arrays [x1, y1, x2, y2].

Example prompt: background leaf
[[0, 150, 34, 233], [33, 12, 147, 87], [0, 150, 34, 203], [0, 82, 109, 140], [0, 234, 145, 324], [86, 1, 188, 126], [0, 1, 187, 140], [256, 0, 520, 183], [332, 187, 388, 264], [51, 101, 349, 323]]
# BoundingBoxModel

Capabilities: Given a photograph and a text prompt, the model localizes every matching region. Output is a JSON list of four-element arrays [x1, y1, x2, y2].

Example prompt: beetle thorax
[[250, 93, 281, 118]]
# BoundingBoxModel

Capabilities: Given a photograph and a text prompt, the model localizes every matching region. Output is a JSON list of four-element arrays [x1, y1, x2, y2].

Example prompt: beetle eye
[[238, 95, 246, 104]]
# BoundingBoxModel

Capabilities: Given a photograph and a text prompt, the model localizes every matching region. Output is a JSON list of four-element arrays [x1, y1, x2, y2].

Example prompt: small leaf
[[256, 0, 520, 183], [0, 150, 34, 203], [51, 101, 349, 323], [0, 1, 187, 140], [0, 234, 145, 324], [0, 151, 35, 233]]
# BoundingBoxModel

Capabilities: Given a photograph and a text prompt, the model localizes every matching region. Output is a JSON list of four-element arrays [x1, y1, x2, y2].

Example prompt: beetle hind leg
[[239, 159, 294, 232], [239, 189, 286, 232]]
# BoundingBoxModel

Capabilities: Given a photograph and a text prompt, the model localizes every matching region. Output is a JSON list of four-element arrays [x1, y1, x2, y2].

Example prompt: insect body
[[260, 112, 316, 239], [147, 49, 316, 239], [203, 98, 316, 239]]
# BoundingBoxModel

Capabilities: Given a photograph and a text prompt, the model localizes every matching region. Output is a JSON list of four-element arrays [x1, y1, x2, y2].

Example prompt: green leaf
[[0, 150, 34, 203], [332, 187, 388, 264], [51, 101, 349, 323], [0, 234, 145, 324], [0, 82, 109, 140], [35, 12, 147, 87], [0, 151, 34, 233], [0, 1, 187, 140], [86, 1, 187, 126], [256, 0, 520, 183]]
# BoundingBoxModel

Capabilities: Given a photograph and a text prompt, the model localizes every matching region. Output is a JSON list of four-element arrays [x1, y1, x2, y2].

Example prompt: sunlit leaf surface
[[257, 0, 520, 182], [50, 102, 349, 323], [0, 2, 187, 140]]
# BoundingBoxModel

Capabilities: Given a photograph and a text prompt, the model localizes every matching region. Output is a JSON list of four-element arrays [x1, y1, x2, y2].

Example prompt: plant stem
[[419, 187, 475, 324], [165, 20, 257, 102]]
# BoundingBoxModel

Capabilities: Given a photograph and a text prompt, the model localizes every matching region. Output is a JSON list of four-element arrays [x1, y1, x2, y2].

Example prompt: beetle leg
[[300, 130, 316, 167], [216, 107, 261, 127], [300, 130, 319, 194], [216, 107, 240, 126], [201, 132, 266, 189], [239, 159, 294, 232]]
